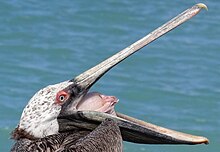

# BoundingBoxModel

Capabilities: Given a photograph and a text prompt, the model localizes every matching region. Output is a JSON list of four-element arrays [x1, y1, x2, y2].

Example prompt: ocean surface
[[0, 0, 219, 151]]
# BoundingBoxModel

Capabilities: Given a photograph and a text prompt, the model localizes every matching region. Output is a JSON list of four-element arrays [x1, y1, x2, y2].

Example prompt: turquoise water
[[0, 0, 219, 151]]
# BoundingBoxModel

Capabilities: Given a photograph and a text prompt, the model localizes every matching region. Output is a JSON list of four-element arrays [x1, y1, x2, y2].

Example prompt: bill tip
[[198, 136, 209, 145], [204, 138, 209, 145], [196, 3, 208, 11]]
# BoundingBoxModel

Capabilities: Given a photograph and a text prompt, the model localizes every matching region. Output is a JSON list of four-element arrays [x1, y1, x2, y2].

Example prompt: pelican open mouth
[[77, 92, 118, 116], [58, 3, 209, 145]]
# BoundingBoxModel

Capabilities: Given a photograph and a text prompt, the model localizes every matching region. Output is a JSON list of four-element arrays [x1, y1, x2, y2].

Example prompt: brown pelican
[[11, 3, 209, 152]]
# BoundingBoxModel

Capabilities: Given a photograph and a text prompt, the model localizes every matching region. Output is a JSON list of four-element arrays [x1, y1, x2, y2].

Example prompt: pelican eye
[[59, 95, 65, 102], [56, 91, 69, 104]]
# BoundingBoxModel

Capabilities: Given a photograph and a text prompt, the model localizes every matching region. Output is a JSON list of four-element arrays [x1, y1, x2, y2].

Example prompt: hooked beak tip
[[196, 3, 208, 11]]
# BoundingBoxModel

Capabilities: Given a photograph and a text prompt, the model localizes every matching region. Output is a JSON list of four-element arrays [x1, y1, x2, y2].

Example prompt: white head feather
[[19, 80, 73, 138]]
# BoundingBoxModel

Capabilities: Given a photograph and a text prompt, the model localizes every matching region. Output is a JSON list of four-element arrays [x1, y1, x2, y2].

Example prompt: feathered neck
[[11, 125, 37, 141]]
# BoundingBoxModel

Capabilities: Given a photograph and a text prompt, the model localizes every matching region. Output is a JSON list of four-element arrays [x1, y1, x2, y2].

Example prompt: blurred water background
[[0, 0, 219, 151]]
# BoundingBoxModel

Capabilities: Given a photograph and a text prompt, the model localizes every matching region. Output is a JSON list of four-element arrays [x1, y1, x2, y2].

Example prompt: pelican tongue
[[76, 92, 118, 115]]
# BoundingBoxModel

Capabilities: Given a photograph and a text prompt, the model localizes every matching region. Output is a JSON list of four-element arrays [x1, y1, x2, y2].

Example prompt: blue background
[[0, 0, 219, 151]]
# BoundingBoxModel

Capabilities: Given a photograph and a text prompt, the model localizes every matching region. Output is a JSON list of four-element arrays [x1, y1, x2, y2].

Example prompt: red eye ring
[[56, 91, 69, 104]]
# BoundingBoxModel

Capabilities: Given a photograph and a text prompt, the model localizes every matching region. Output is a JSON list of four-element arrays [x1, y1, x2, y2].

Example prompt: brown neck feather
[[11, 126, 37, 141]]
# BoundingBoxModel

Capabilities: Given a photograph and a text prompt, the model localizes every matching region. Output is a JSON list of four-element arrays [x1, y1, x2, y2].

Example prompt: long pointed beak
[[72, 3, 207, 93], [60, 4, 209, 145], [58, 111, 209, 144]]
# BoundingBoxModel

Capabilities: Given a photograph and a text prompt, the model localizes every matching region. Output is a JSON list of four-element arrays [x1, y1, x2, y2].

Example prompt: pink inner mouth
[[76, 92, 118, 115]]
